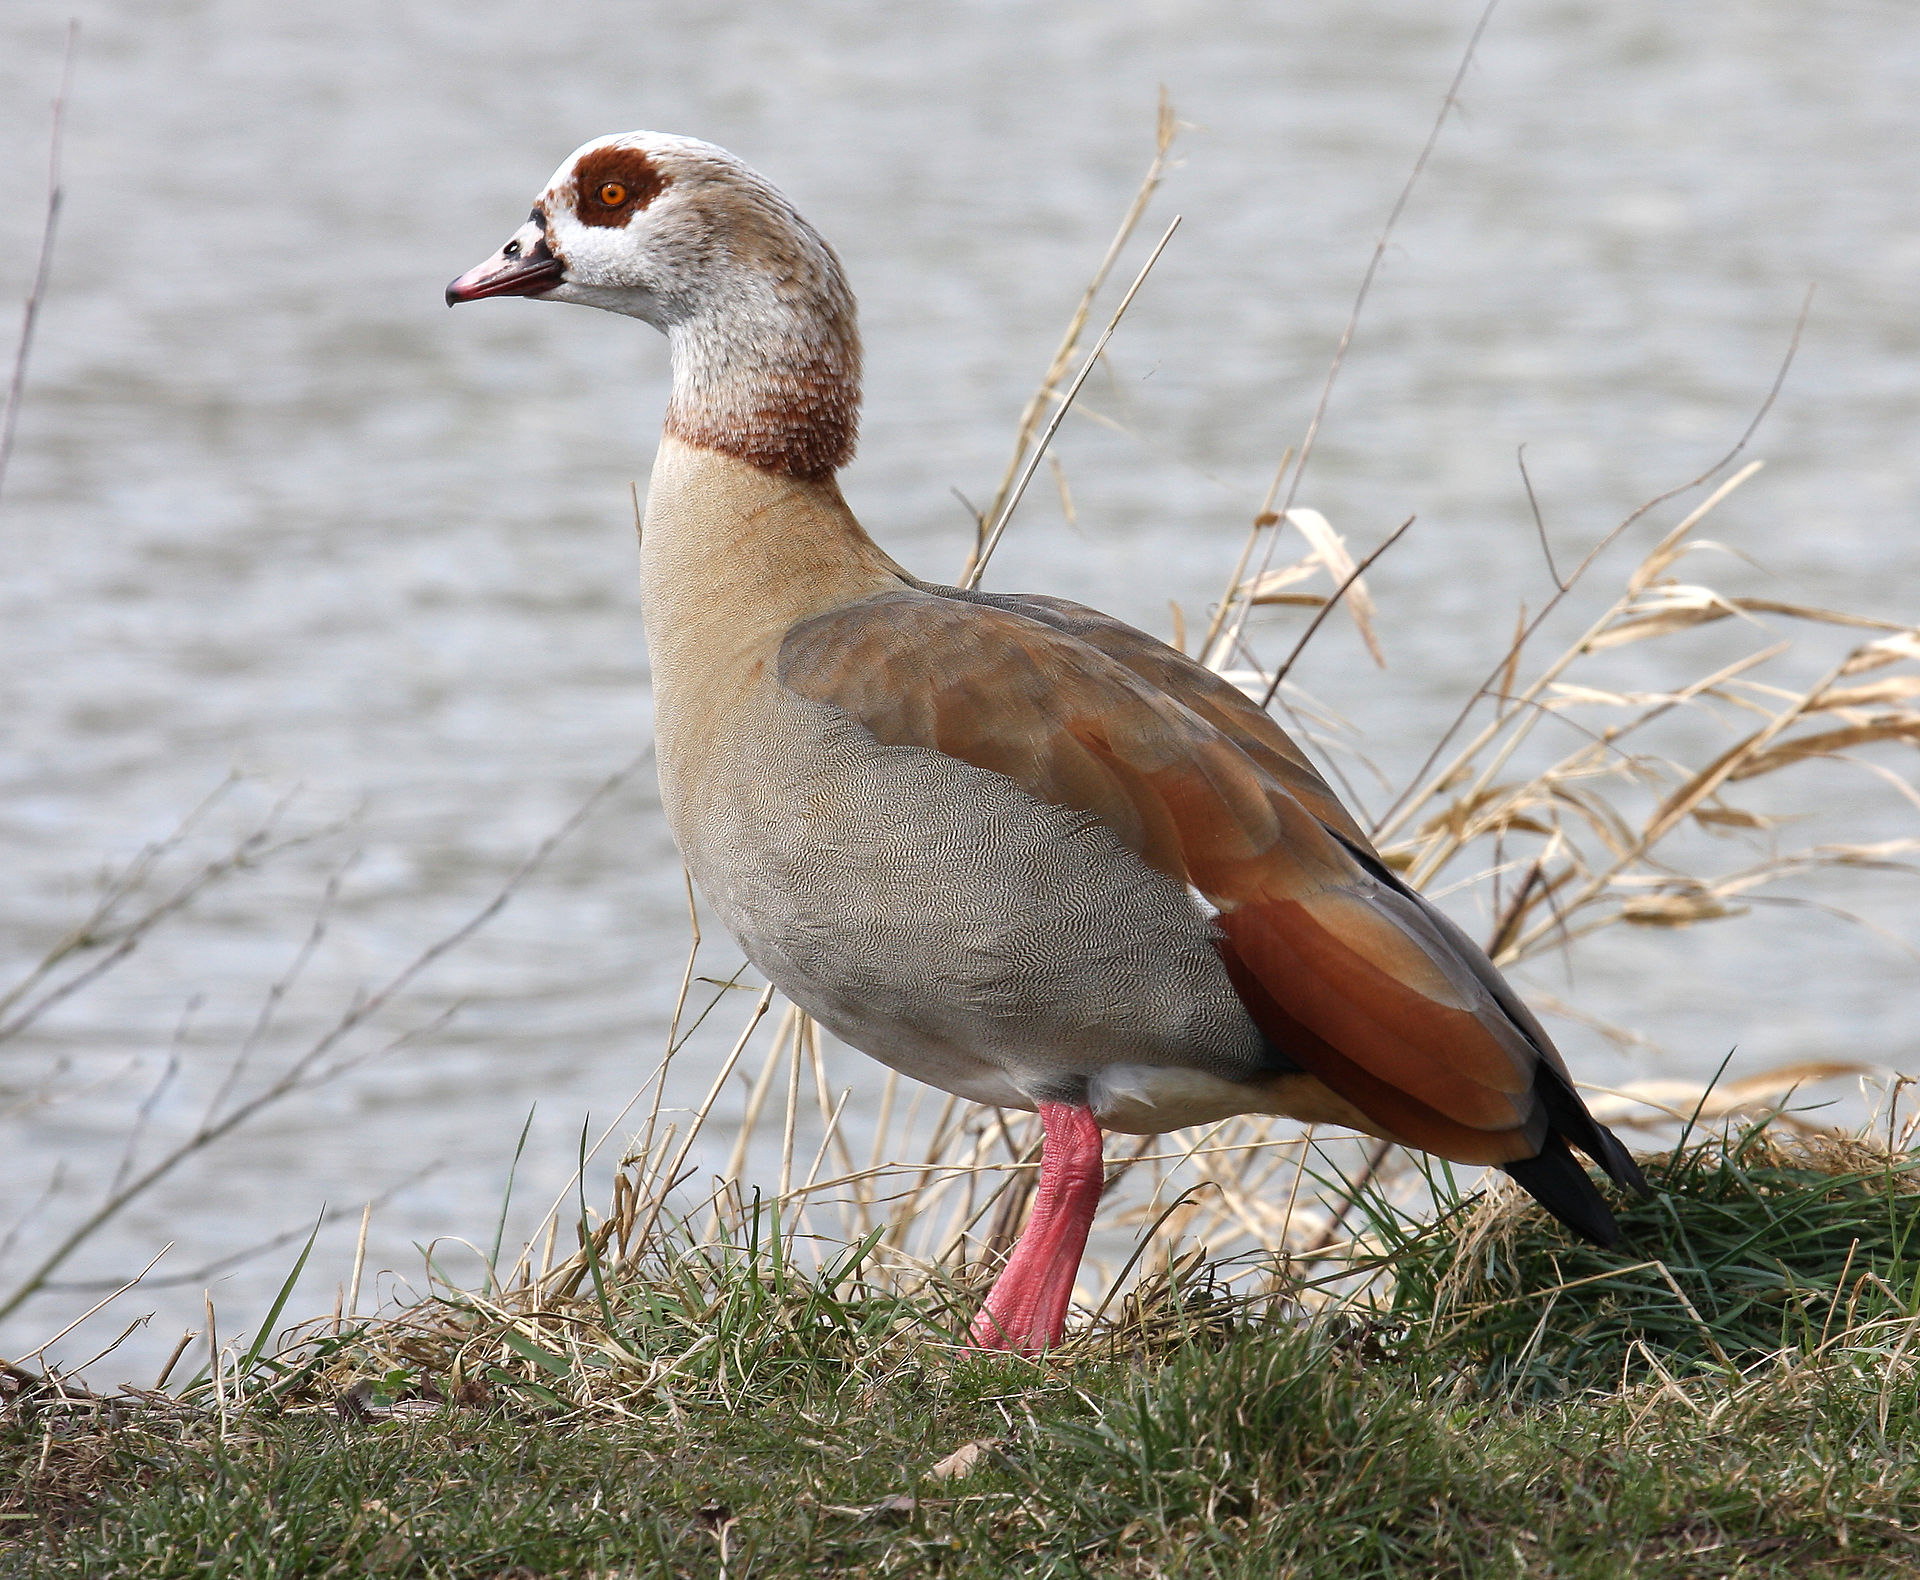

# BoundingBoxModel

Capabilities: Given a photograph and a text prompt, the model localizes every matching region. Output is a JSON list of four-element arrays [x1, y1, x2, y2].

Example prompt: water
[[3, 0, 1916, 1378]]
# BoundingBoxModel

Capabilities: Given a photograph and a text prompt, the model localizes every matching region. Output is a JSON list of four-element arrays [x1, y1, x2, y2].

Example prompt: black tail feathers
[[1501, 1136, 1626, 1248], [1533, 1063, 1650, 1200], [1499, 1076, 1650, 1249]]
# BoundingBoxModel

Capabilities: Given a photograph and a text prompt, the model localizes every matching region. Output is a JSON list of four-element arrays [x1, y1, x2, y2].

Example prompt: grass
[[10, 1118, 1920, 1578], [1375, 1124, 1920, 1400], [13, 1327, 1920, 1578]]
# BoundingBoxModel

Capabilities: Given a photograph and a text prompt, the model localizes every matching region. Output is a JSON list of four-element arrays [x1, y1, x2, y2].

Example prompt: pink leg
[[968, 1102, 1106, 1355]]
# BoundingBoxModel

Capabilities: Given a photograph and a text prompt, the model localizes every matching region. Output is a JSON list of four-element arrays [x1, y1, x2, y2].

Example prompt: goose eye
[[597, 182, 628, 207]]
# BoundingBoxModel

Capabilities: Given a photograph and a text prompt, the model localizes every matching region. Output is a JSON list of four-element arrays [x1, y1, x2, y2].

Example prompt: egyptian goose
[[448, 133, 1646, 1355]]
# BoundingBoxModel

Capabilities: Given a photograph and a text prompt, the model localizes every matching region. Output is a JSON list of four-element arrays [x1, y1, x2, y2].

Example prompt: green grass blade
[[497, 1324, 574, 1379], [237, 1207, 324, 1382], [487, 1103, 538, 1297]]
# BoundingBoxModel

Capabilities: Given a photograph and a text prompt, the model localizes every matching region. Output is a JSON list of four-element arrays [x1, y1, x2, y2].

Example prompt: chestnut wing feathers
[[776, 586, 1644, 1235], [935, 583, 1377, 853]]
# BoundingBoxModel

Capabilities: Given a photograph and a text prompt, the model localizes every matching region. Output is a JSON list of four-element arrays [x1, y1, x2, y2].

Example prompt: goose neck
[[639, 436, 906, 634], [661, 279, 861, 485]]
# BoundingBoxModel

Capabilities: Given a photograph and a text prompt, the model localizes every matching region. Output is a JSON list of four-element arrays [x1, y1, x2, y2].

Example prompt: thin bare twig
[[963, 217, 1182, 588], [42, 1170, 434, 1294], [0, 22, 77, 510], [1261, 516, 1417, 705], [1517, 444, 1564, 592], [0, 755, 645, 1324], [969, 94, 1181, 561], [0, 781, 326, 1045]]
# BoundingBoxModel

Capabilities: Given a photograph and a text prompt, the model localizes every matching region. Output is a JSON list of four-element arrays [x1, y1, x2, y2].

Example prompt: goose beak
[[446, 224, 564, 305]]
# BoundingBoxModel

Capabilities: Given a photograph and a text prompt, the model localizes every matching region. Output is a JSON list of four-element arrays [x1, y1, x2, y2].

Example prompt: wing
[[777, 587, 1642, 1211], [930, 582, 1376, 853]]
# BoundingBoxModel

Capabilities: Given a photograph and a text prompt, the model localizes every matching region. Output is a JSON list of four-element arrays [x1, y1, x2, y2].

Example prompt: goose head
[[448, 133, 861, 480]]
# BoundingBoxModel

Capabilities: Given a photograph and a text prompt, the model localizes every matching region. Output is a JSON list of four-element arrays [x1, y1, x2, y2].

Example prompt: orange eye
[[597, 182, 628, 207]]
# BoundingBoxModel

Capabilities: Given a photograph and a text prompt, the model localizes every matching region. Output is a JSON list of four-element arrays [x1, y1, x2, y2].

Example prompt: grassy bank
[[9, 1121, 1920, 1578], [11, 1320, 1920, 1579]]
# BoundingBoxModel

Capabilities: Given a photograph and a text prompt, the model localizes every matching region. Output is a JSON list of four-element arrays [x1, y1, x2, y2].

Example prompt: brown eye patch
[[568, 146, 669, 228]]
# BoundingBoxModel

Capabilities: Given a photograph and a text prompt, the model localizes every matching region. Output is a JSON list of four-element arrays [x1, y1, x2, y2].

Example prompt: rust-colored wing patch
[[1216, 895, 1535, 1138], [1217, 939, 1544, 1164]]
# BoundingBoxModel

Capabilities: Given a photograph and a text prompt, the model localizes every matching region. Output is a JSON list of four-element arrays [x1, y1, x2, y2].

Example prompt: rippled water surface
[[3, 0, 1917, 1373]]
